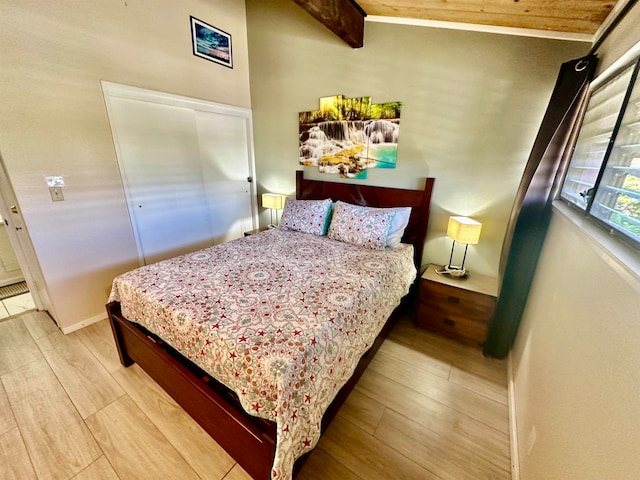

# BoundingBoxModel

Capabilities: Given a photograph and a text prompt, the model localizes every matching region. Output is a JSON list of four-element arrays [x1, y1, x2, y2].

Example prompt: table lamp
[[442, 216, 482, 277], [261, 193, 285, 228]]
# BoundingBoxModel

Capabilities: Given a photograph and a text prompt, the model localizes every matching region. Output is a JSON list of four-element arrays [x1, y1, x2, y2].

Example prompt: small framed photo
[[190, 16, 232, 69]]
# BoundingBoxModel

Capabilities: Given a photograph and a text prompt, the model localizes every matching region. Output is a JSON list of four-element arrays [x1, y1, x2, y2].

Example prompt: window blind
[[560, 59, 640, 249]]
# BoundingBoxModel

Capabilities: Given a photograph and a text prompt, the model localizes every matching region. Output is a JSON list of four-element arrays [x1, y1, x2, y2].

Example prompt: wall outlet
[[527, 425, 537, 456]]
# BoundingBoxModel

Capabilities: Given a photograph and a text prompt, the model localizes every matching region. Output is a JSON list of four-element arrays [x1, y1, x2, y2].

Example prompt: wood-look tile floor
[[0, 310, 510, 479], [0, 292, 35, 320]]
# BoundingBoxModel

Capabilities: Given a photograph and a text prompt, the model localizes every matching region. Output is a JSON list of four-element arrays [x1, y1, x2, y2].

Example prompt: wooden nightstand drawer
[[417, 303, 488, 346], [417, 302, 490, 346], [417, 264, 498, 348], [420, 281, 495, 319]]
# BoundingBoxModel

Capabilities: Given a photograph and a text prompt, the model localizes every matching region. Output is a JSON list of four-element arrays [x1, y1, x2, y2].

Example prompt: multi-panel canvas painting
[[299, 95, 401, 179]]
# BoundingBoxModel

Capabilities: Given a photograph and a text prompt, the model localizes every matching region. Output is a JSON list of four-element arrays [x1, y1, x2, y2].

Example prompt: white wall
[[0, 0, 251, 330], [511, 3, 640, 478], [246, 0, 588, 277]]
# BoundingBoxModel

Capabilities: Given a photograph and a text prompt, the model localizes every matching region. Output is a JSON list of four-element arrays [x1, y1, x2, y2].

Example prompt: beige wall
[[512, 3, 640, 478], [246, 0, 587, 276], [596, 1, 640, 74], [512, 214, 640, 478], [0, 0, 251, 330]]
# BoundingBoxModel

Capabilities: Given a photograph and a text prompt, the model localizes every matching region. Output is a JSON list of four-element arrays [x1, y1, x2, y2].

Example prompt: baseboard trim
[[508, 351, 520, 480], [61, 312, 106, 334]]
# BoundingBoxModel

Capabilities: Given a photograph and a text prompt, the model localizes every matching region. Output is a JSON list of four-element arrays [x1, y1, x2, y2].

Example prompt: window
[[560, 59, 640, 248]]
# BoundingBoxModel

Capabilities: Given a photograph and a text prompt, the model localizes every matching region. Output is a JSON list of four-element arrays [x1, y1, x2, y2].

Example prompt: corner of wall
[[508, 350, 520, 480]]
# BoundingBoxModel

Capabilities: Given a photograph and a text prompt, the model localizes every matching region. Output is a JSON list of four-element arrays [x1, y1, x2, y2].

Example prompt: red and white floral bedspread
[[109, 228, 416, 479]]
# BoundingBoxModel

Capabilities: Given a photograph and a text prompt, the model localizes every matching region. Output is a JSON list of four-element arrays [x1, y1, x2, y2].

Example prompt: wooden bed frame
[[107, 171, 435, 479]]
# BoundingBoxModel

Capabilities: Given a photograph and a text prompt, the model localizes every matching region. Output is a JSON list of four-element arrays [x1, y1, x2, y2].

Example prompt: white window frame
[[554, 40, 640, 287]]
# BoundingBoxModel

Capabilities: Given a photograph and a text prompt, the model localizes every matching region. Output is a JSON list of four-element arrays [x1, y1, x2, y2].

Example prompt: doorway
[[0, 225, 34, 318], [0, 155, 49, 319]]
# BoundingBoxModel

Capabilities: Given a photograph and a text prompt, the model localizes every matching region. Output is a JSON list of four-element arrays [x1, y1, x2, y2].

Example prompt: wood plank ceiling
[[358, 0, 618, 35], [294, 0, 620, 48]]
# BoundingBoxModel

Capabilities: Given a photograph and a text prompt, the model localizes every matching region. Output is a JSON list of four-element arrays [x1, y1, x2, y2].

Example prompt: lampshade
[[447, 216, 482, 245], [261, 193, 285, 210]]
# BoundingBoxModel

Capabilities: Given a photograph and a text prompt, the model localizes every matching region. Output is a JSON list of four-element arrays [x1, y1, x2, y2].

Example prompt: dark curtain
[[483, 54, 598, 359]]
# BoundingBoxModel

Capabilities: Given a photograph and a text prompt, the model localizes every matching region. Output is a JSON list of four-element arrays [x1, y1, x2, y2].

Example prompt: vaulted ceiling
[[359, 0, 617, 35], [294, 0, 621, 48]]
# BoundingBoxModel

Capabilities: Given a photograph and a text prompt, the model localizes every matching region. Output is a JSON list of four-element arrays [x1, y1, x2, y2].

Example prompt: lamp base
[[436, 265, 468, 278]]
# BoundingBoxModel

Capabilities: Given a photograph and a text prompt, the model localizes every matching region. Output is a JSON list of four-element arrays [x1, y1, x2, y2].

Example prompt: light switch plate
[[49, 187, 64, 201]]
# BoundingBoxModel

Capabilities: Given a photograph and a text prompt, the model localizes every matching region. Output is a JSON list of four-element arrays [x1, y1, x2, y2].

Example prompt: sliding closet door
[[103, 82, 258, 266], [196, 111, 254, 244], [108, 98, 214, 265]]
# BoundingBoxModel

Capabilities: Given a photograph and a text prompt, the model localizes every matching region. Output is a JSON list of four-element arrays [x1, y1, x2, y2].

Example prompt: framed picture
[[190, 16, 232, 68]]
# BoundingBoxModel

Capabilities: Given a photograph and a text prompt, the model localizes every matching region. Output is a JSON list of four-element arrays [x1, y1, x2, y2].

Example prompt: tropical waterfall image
[[299, 95, 402, 179]]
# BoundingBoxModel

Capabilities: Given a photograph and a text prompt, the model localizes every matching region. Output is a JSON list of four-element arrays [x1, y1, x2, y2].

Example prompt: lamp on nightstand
[[261, 193, 285, 228], [441, 216, 482, 277]]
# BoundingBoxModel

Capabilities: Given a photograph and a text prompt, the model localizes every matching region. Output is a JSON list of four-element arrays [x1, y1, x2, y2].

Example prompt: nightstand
[[417, 264, 498, 348], [243, 227, 270, 236]]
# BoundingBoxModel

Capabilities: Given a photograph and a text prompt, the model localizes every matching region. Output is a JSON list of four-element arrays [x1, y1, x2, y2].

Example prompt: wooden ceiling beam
[[293, 0, 366, 48]]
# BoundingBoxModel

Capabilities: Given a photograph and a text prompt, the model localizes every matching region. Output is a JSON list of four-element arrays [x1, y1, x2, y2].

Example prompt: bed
[[107, 171, 435, 479]]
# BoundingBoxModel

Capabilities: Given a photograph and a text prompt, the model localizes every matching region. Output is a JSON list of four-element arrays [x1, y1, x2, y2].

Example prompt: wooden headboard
[[295, 170, 435, 269]]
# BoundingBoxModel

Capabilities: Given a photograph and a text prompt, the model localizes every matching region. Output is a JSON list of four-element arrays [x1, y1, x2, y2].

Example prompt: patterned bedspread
[[109, 228, 416, 479]]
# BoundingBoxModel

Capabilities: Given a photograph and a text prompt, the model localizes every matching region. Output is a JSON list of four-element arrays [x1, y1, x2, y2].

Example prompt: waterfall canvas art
[[299, 95, 402, 179]]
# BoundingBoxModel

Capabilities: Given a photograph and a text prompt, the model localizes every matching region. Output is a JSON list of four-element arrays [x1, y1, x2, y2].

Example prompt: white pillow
[[386, 207, 412, 248]]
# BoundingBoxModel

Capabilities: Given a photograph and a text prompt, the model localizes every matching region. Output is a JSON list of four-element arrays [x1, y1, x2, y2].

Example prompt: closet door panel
[[196, 111, 254, 243], [109, 98, 214, 265]]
